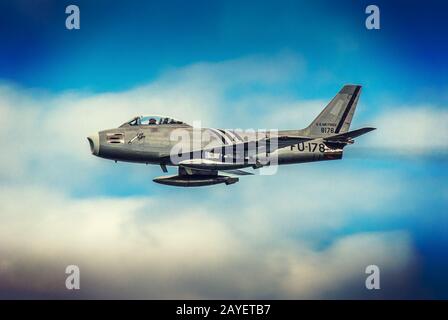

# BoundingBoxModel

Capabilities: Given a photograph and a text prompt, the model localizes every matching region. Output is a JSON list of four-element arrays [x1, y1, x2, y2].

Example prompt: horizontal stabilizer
[[324, 127, 376, 143]]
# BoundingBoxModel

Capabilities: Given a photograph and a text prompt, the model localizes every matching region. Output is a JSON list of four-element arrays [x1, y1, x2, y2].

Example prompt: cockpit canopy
[[120, 115, 189, 127]]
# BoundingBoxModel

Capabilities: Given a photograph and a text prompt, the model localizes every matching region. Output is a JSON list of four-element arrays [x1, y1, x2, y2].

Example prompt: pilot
[[148, 118, 157, 125]]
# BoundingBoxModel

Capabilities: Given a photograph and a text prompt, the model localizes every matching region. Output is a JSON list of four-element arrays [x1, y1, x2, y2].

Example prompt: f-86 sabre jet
[[87, 85, 375, 187]]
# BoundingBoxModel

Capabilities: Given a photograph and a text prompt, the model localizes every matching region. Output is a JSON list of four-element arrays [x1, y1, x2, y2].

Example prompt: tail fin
[[305, 85, 362, 137]]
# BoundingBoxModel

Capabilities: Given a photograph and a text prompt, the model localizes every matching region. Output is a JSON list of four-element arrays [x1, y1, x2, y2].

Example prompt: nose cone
[[87, 133, 100, 156]]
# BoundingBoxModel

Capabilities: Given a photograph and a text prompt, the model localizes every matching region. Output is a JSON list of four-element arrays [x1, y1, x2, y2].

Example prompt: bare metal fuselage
[[92, 125, 343, 167]]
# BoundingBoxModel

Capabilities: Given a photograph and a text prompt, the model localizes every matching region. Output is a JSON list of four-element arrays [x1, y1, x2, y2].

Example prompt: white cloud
[[366, 106, 448, 152], [0, 186, 416, 299], [280, 231, 415, 298]]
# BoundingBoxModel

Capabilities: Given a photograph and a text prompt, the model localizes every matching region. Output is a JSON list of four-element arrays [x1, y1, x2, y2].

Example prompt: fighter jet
[[87, 85, 375, 187]]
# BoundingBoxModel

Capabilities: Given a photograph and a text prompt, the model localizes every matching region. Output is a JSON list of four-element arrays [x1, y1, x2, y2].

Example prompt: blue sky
[[2, 0, 447, 99], [0, 0, 447, 299]]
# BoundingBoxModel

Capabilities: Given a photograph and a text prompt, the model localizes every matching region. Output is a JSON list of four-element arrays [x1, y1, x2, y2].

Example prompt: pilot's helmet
[[148, 118, 157, 124]]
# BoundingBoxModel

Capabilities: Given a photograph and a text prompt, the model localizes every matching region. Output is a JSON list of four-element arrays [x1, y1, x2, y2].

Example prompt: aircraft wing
[[154, 128, 376, 186], [160, 128, 375, 171], [158, 134, 313, 173]]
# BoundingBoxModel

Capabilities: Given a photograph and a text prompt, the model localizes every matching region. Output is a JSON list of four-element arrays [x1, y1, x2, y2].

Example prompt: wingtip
[[362, 127, 376, 133]]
